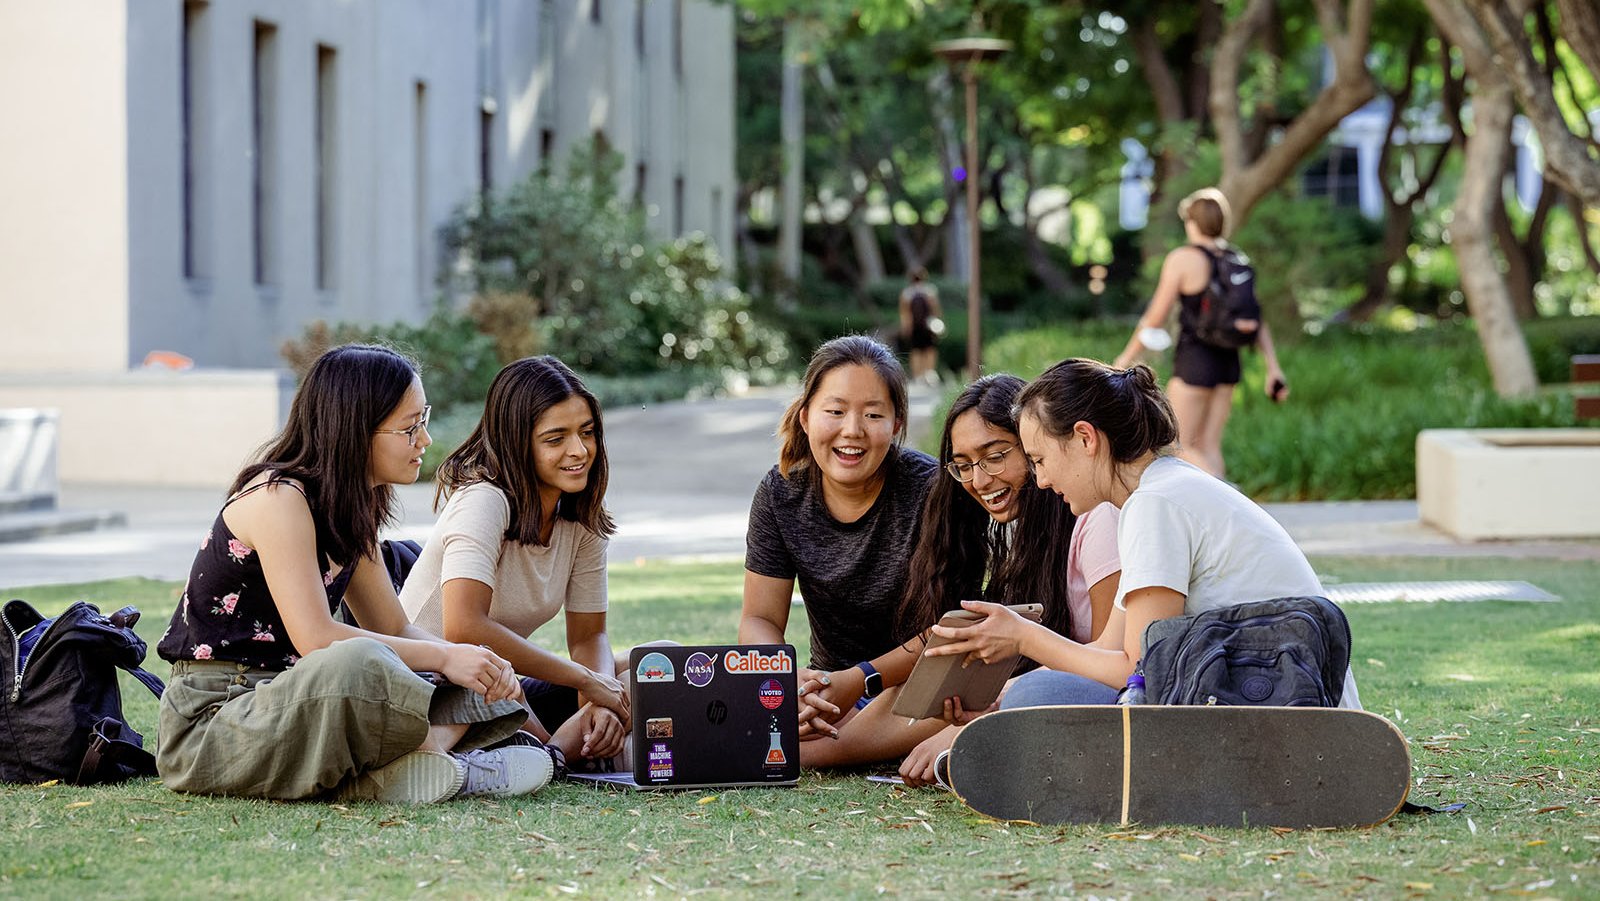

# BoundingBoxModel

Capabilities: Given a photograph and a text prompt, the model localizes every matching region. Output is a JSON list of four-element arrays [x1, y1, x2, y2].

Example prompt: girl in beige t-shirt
[[401, 356, 631, 764]]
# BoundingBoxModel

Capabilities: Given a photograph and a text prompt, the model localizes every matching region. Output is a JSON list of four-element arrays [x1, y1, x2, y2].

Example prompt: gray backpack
[[1139, 596, 1350, 707]]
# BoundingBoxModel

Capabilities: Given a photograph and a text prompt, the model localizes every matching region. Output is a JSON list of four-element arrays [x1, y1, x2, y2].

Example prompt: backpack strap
[[124, 664, 166, 699], [75, 717, 158, 785]]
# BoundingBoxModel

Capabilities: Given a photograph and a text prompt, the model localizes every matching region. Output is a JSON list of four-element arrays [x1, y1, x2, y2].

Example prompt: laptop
[[568, 644, 801, 790]]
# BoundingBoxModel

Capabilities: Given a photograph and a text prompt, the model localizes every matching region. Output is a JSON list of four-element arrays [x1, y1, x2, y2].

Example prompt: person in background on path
[[157, 345, 557, 804], [737, 335, 939, 767], [893, 374, 1121, 786], [400, 356, 631, 769], [924, 359, 1359, 711], [899, 267, 944, 386], [1112, 188, 1286, 479]]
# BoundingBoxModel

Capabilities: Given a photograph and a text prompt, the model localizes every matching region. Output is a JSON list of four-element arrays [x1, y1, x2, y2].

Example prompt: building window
[[252, 20, 278, 287], [673, 174, 685, 236], [635, 162, 648, 208], [415, 81, 429, 301], [181, 1, 209, 280], [711, 186, 722, 246], [480, 107, 495, 199], [673, 0, 684, 80], [635, 0, 645, 58], [1303, 145, 1361, 209], [540, 128, 555, 170], [591, 0, 601, 24], [315, 44, 337, 292]]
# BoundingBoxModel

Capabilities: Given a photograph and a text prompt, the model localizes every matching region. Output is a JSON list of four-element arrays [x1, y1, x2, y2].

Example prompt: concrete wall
[[0, 1, 130, 373], [0, 371, 292, 486]]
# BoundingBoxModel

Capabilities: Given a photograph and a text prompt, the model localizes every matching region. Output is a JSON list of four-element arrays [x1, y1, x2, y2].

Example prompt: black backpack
[[1184, 245, 1262, 349], [1, 599, 166, 784], [1139, 596, 1351, 707]]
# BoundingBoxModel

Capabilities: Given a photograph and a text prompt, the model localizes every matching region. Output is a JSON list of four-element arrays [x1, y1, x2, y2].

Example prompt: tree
[[1421, 0, 1539, 397], [1457, 0, 1600, 209]]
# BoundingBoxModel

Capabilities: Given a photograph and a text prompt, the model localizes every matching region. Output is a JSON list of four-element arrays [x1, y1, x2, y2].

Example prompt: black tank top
[[157, 480, 355, 670]]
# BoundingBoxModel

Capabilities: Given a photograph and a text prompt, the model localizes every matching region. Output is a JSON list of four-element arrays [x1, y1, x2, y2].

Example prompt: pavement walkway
[[2, 384, 1596, 589]]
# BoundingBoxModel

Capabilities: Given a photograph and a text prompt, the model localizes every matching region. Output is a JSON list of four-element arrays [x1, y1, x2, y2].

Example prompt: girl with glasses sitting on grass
[[157, 345, 556, 804], [893, 374, 1121, 786], [400, 356, 632, 769], [738, 335, 939, 766]]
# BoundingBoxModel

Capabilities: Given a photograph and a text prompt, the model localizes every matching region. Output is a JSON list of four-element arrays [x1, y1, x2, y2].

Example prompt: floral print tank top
[[157, 480, 355, 670]]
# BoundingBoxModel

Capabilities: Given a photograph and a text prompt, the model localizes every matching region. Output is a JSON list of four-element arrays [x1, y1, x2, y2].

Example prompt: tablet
[[889, 604, 1043, 721]]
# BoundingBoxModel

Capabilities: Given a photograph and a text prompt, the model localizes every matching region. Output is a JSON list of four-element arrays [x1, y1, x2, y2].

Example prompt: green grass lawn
[[3, 556, 1598, 898]]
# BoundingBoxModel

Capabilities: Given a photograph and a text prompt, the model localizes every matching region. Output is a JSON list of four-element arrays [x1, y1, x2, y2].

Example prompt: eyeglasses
[[945, 444, 1018, 482], [373, 405, 431, 447]]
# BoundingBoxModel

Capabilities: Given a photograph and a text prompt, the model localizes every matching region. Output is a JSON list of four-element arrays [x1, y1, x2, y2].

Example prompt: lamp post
[[932, 36, 1009, 382]]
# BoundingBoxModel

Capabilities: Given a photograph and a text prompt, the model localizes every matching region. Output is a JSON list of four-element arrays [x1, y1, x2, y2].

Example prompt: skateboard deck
[[949, 705, 1411, 828]]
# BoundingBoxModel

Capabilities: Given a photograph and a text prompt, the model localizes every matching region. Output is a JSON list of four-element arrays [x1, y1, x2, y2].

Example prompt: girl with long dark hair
[[157, 345, 556, 803], [737, 335, 939, 766], [400, 356, 630, 765], [893, 375, 1121, 785]]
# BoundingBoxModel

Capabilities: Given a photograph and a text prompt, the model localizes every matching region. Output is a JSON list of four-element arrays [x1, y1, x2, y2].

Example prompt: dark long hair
[[895, 375, 1079, 646], [1015, 359, 1178, 466], [232, 343, 417, 566], [434, 356, 615, 544], [776, 335, 908, 480]]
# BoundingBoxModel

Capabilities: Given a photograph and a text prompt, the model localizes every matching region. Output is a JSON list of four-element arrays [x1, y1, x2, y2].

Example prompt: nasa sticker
[[757, 678, 785, 710], [684, 652, 716, 688], [636, 652, 676, 683]]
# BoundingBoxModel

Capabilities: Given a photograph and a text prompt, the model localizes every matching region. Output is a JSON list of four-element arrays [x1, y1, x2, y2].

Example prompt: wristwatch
[[855, 661, 884, 699]]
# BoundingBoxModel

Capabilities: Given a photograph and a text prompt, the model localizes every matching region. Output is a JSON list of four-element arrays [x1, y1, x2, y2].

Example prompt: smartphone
[[1269, 378, 1287, 403]]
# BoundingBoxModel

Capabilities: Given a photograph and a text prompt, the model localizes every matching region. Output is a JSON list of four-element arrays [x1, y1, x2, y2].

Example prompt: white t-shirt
[[400, 482, 608, 640], [1066, 502, 1121, 643], [1114, 456, 1361, 709]]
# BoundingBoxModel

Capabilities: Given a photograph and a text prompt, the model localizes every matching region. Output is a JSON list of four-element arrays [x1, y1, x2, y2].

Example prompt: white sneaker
[[337, 750, 464, 803], [453, 746, 555, 798]]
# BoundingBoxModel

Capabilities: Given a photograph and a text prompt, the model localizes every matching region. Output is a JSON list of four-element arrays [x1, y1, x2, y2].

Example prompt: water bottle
[[1116, 673, 1147, 706]]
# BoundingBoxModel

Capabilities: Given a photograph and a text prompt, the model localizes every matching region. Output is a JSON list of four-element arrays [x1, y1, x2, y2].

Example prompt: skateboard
[[948, 705, 1411, 828]]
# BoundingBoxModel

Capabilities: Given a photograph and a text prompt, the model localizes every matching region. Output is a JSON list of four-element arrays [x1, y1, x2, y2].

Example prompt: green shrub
[[982, 320, 1581, 500], [1524, 316, 1600, 383], [279, 309, 501, 413]]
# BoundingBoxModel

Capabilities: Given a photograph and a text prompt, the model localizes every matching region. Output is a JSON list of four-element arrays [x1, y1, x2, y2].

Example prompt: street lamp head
[[931, 37, 1012, 66]]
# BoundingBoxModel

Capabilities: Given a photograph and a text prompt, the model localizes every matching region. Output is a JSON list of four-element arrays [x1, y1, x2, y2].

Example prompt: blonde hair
[[1178, 187, 1232, 238]]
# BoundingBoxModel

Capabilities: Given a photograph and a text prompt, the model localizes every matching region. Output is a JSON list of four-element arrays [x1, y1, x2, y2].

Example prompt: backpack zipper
[[4, 607, 67, 703]]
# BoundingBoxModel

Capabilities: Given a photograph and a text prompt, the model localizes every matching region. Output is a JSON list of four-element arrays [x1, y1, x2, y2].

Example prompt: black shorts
[[906, 325, 936, 351], [519, 676, 580, 731], [1173, 335, 1241, 388]]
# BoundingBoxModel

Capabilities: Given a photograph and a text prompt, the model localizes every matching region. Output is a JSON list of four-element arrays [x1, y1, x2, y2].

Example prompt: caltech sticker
[[757, 678, 785, 710], [684, 651, 716, 688]]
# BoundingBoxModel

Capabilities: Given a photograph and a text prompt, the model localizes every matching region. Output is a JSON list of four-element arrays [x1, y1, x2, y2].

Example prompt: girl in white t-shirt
[[401, 356, 632, 765], [925, 358, 1359, 711]]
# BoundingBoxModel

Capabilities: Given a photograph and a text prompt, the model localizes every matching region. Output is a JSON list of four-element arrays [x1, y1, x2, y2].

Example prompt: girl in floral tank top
[[155, 345, 561, 804]]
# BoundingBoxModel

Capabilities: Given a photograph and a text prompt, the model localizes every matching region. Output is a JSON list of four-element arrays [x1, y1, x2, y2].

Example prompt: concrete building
[[0, 0, 735, 486]]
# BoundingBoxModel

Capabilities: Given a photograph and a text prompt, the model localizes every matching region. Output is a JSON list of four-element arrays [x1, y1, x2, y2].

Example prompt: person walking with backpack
[[1112, 188, 1286, 479], [899, 267, 943, 386]]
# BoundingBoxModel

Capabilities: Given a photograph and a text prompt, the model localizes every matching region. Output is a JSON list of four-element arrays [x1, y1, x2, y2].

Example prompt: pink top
[[1067, 502, 1122, 643]]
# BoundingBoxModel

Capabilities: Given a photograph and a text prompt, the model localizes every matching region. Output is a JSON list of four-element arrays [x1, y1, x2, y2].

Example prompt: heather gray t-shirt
[[744, 446, 938, 671]]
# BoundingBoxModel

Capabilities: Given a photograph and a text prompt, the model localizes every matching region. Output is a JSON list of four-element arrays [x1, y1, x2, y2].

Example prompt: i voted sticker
[[757, 678, 785, 710]]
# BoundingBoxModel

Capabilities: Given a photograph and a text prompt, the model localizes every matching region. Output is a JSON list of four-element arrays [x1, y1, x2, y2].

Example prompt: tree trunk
[[849, 207, 886, 286], [1213, 0, 1378, 228], [1348, 205, 1415, 321], [777, 20, 804, 284], [1462, 0, 1600, 209], [1451, 82, 1539, 396], [1557, 0, 1600, 93], [930, 70, 969, 282]]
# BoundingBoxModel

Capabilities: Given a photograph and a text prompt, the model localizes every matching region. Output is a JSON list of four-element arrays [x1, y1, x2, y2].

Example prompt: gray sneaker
[[453, 746, 555, 798], [336, 750, 464, 804]]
